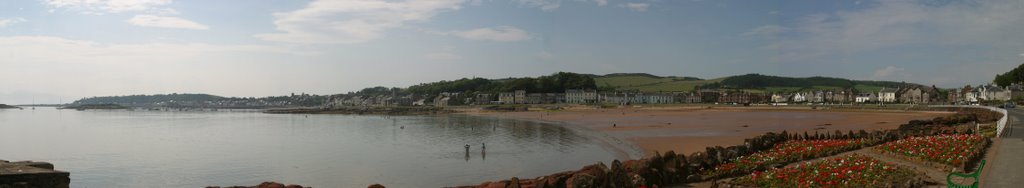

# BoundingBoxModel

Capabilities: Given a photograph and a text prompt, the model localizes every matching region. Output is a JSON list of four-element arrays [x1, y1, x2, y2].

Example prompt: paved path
[[983, 108, 1024, 187]]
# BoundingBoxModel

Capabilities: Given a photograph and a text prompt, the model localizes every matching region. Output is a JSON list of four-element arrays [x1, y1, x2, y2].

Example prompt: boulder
[[508, 177, 521, 188], [256, 182, 285, 188], [537, 172, 572, 188], [566, 174, 596, 188], [608, 160, 630, 187], [482, 181, 508, 188]]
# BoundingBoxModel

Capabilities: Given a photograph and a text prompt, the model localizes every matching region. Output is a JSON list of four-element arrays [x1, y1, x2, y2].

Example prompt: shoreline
[[264, 106, 454, 115], [462, 106, 952, 157], [460, 113, 646, 160]]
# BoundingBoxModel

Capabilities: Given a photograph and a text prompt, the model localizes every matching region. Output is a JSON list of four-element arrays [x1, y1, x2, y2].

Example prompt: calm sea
[[0, 107, 622, 187]]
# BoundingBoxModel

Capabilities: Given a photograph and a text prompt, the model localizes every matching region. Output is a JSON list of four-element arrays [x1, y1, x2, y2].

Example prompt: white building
[[514, 90, 527, 104], [644, 93, 674, 104], [792, 93, 807, 103], [565, 89, 597, 104], [978, 85, 1011, 101], [855, 93, 876, 103], [498, 92, 515, 104], [966, 91, 980, 103], [771, 94, 789, 103], [878, 87, 899, 103]]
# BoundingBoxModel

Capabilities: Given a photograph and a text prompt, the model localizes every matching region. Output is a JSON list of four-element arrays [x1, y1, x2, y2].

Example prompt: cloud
[[424, 52, 462, 60], [621, 3, 649, 12], [127, 15, 208, 30], [514, 0, 561, 11], [514, 0, 614, 11], [255, 0, 467, 44], [765, 0, 1024, 62], [742, 25, 788, 38], [42, 0, 173, 14], [0, 36, 301, 103], [0, 18, 27, 27], [0, 36, 290, 64], [451, 26, 531, 42], [535, 51, 554, 60], [871, 66, 909, 80]]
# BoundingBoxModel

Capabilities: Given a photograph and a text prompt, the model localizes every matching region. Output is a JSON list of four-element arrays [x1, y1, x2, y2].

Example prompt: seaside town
[[324, 83, 1024, 108], [7, 0, 1024, 188]]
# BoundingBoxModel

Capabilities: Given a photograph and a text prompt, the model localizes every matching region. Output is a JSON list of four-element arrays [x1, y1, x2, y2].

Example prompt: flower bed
[[730, 154, 922, 187], [873, 134, 987, 169], [707, 139, 869, 178]]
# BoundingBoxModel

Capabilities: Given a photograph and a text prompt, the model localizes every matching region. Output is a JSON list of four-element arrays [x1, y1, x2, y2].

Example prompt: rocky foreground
[[207, 182, 389, 188], [206, 182, 308, 188]]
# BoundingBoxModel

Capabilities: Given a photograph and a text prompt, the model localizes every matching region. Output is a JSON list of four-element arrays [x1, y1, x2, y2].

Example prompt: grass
[[854, 84, 885, 93], [595, 76, 720, 92]]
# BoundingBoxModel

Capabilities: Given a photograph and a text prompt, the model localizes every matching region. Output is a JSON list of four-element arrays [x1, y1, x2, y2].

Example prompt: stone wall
[[0, 160, 70, 188]]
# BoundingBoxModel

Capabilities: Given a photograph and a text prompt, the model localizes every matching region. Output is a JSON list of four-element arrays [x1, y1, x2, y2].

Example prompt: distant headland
[[0, 104, 21, 109]]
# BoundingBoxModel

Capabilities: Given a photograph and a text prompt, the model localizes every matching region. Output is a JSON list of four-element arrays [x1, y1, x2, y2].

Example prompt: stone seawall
[[0, 160, 69, 188]]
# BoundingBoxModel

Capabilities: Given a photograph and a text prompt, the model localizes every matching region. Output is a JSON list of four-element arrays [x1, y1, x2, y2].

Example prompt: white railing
[[930, 105, 1008, 137]]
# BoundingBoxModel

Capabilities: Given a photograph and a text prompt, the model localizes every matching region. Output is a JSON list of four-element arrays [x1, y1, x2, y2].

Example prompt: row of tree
[[994, 63, 1024, 87], [699, 74, 911, 90], [400, 72, 604, 95]]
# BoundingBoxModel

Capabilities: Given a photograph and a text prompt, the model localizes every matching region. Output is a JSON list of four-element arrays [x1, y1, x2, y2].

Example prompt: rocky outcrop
[[0, 160, 70, 188], [205, 182, 307, 188]]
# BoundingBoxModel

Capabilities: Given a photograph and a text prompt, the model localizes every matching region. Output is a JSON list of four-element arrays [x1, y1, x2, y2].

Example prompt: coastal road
[[983, 108, 1024, 187]]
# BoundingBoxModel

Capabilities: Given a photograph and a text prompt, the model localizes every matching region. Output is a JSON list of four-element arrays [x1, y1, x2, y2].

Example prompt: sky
[[2, 0, 1024, 104]]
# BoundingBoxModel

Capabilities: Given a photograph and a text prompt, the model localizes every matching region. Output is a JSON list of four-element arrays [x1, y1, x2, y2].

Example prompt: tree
[[994, 63, 1024, 87]]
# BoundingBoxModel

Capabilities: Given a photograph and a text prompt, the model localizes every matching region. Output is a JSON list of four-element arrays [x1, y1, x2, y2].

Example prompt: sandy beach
[[466, 106, 951, 157]]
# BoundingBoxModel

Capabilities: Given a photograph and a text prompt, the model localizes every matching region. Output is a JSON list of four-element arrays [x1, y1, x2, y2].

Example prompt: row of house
[[324, 83, 1024, 108], [495, 90, 674, 105], [946, 84, 1024, 104]]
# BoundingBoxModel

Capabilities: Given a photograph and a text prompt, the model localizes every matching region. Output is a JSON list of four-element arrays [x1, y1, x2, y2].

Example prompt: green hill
[[73, 93, 225, 105], [594, 74, 715, 92]]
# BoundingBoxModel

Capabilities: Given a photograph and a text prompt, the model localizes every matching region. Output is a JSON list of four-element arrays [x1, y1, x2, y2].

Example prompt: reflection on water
[[0, 108, 618, 188]]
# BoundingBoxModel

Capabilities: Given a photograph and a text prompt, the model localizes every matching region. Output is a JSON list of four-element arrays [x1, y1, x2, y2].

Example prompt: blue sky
[[2, 0, 1023, 104]]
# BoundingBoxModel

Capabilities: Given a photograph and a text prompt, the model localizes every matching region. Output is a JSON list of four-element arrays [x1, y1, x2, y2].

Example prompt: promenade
[[983, 108, 1024, 187]]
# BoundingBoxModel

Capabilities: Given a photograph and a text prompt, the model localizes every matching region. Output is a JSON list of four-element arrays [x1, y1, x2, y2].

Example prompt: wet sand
[[467, 106, 950, 157]]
